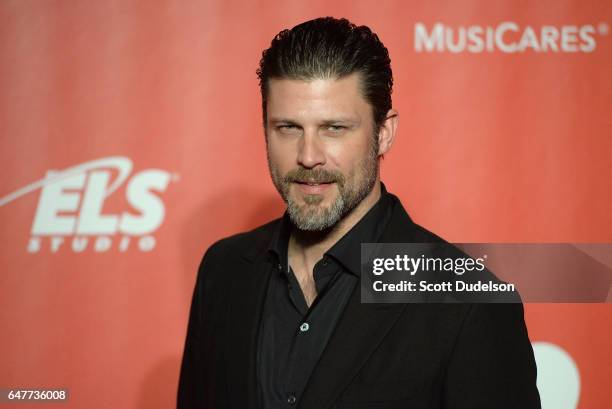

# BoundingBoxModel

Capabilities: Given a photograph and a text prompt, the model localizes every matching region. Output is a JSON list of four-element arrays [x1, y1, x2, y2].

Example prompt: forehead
[[266, 73, 372, 122]]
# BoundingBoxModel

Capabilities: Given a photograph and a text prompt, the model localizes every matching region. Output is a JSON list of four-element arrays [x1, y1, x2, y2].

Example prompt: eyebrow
[[268, 119, 301, 126], [320, 119, 358, 127], [268, 118, 359, 126]]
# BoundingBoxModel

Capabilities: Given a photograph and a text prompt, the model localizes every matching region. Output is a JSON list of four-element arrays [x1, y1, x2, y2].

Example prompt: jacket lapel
[[223, 195, 430, 409], [297, 286, 408, 409], [297, 195, 423, 409], [226, 252, 273, 409]]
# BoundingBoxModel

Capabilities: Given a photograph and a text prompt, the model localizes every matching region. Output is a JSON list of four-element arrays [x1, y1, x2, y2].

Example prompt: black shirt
[[257, 184, 394, 408]]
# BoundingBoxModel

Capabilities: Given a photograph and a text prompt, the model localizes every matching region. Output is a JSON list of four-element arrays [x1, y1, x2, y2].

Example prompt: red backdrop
[[1, 1, 610, 408]]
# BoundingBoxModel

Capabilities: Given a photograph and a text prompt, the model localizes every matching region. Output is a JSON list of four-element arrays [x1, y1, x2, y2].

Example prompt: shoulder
[[408, 221, 446, 243], [383, 192, 447, 244], [192, 218, 282, 298], [201, 217, 282, 263]]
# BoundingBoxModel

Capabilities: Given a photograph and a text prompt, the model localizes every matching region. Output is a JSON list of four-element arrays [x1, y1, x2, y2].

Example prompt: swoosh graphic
[[0, 156, 132, 207]]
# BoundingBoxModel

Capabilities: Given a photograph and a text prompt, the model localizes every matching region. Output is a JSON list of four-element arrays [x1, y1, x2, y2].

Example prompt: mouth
[[294, 178, 335, 186], [293, 180, 335, 195]]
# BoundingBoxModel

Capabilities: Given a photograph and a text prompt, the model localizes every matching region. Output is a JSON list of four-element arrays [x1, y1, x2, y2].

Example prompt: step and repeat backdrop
[[1, 1, 610, 408]]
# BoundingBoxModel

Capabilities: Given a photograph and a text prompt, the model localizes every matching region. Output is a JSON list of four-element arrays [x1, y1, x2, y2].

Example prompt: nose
[[296, 130, 326, 169]]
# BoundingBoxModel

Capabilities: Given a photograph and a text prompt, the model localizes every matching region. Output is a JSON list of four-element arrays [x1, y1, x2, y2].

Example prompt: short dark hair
[[256, 17, 393, 132]]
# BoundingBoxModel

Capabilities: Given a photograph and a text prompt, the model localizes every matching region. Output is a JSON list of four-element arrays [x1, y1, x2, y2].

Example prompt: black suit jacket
[[178, 195, 541, 409]]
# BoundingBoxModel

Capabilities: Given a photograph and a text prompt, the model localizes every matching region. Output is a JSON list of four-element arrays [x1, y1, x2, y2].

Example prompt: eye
[[276, 124, 301, 134], [326, 125, 346, 133]]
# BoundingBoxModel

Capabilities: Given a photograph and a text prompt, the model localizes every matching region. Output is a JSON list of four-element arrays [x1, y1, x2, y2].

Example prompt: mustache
[[283, 168, 345, 185]]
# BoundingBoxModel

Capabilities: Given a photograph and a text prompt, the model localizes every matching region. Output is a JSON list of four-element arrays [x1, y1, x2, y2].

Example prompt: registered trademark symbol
[[171, 173, 181, 182], [483, 254, 488, 259], [598, 23, 609, 35]]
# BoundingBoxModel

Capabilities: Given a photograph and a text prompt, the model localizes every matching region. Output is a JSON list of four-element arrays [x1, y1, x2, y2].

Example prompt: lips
[[296, 181, 331, 185], [294, 178, 335, 185], [293, 180, 334, 195]]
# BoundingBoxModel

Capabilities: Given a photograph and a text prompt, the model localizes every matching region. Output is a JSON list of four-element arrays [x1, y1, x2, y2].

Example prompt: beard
[[268, 139, 379, 231]]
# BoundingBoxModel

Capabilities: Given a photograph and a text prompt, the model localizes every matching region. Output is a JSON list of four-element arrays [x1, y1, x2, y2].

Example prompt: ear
[[377, 109, 398, 156]]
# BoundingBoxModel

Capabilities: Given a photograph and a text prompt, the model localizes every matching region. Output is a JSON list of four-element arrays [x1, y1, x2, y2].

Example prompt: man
[[178, 17, 540, 409]]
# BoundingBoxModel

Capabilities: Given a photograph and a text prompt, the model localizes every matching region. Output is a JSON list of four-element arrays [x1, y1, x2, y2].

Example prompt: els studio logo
[[0, 156, 177, 253], [414, 22, 609, 53]]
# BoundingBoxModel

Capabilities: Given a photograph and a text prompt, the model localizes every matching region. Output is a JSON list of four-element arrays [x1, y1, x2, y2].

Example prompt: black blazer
[[178, 195, 541, 409]]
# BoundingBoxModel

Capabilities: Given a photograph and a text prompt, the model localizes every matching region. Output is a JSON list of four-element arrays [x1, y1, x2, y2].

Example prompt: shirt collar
[[267, 182, 395, 276]]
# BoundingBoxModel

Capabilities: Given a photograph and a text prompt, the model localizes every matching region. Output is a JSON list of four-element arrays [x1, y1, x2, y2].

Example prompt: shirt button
[[287, 394, 297, 404], [277, 263, 282, 270], [300, 322, 310, 332]]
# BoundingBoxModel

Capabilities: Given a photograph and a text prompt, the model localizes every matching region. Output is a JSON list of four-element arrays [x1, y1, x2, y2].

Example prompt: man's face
[[265, 73, 380, 231]]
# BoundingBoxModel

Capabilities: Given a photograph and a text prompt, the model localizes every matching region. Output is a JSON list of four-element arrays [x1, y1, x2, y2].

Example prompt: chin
[[295, 192, 334, 207]]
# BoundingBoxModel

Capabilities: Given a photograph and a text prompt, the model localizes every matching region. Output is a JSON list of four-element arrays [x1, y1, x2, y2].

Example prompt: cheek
[[326, 136, 372, 173], [267, 140, 294, 170]]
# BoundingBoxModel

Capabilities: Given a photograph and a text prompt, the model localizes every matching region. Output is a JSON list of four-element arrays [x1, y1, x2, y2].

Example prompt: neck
[[288, 180, 382, 269]]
